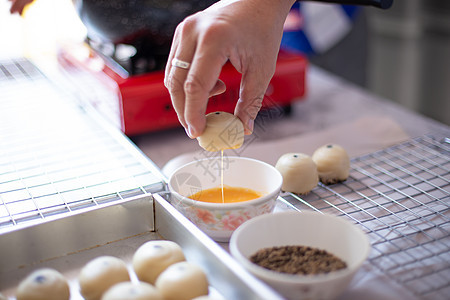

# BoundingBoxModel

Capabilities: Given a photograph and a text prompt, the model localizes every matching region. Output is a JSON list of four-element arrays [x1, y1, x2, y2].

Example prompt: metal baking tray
[[0, 193, 282, 299]]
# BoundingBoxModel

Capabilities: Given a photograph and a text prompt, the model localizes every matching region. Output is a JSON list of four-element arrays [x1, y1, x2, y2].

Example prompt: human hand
[[9, 0, 34, 15], [164, 0, 296, 138]]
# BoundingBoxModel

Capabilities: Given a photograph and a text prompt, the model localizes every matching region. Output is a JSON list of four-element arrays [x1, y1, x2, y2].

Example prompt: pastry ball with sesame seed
[[16, 268, 70, 300], [312, 144, 350, 184], [196, 111, 244, 152], [133, 240, 185, 285], [78, 256, 130, 300], [275, 153, 319, 194], [155, 262, 209, 300], [101, 282, 163, 300]]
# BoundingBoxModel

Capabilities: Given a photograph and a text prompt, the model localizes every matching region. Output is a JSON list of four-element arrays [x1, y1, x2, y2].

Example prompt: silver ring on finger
[[171, 58, 191, 69]]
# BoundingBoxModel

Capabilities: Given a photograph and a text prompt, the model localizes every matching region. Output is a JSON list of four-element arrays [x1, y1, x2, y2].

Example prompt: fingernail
[[187, 125, 196, 139], [247, 119, 254, 134], [184, 126, 192, 138]]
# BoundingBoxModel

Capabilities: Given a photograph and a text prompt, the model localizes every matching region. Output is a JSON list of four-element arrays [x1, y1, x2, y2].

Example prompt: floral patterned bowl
[[168, 156, 283, 242]]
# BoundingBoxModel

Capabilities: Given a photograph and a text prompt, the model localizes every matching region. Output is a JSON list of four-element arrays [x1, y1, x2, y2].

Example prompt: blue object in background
[[281, 3, 360, 56]]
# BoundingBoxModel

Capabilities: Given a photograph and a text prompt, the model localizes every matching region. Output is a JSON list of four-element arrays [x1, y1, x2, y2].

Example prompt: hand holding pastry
[[164, 0, 296, 138]]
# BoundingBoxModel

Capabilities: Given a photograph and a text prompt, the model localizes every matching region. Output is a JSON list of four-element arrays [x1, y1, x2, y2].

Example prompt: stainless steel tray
[[0, 194, 282, 299]]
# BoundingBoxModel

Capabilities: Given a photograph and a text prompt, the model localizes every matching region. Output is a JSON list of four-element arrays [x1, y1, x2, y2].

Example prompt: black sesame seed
[[327, 145, 333, 148], [34, 275, 47, 283]]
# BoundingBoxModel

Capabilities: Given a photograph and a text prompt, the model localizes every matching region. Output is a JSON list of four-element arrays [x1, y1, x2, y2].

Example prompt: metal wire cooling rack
[[277, 133, 449, 300], [0, 58, 165, 232]]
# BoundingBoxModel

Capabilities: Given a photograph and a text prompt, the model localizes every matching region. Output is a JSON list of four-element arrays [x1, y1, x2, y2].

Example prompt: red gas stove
[[58, 43, 307, 136]]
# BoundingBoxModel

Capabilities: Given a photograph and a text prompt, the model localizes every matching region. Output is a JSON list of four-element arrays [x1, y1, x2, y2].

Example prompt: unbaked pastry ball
[[275, 153, 319, 194], [101, 282, 163, 300], [78, 256, 130, 300], [197, 111, 244, 152], [132, 240, 185, 284], [312, 144, 350, 184], [155, 262, 209, 300], [16, 268, 70, 300]]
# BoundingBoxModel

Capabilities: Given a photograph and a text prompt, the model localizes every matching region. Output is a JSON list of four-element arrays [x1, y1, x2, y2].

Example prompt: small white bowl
[[229, 211, 371, 300], [168, 156, 283, 242]]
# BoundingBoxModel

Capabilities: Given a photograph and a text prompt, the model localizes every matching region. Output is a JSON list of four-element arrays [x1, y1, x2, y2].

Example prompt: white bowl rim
[[230, 210, 371, 284], [168, 156, 283, 210]]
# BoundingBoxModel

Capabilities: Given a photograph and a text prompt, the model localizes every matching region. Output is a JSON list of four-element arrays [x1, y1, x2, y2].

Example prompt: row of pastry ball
[[14, 240, 213, 300], [275, 144, 350, 195]]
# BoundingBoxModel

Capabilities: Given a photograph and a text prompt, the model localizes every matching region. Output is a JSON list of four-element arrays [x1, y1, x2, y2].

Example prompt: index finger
[[183, 44, 228, 138]]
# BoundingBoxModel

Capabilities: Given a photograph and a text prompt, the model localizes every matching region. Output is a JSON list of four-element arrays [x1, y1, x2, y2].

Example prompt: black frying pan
[[73, 0, 392, 49], [73, 0, 217, 55]]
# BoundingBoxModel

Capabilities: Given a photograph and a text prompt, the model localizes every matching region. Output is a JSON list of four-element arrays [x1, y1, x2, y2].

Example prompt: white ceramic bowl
[[168, 156, 283, 242], [229, 211, 371, 300]]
